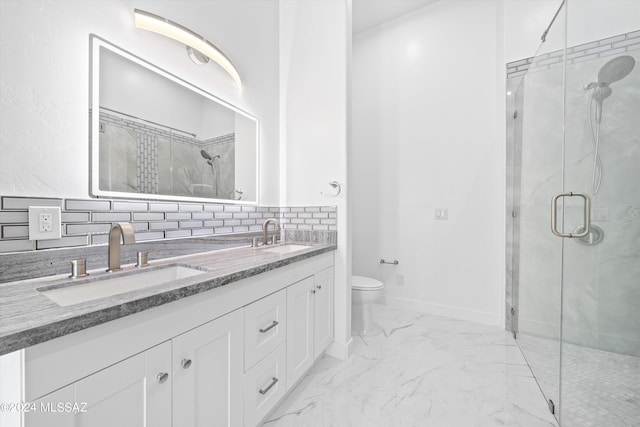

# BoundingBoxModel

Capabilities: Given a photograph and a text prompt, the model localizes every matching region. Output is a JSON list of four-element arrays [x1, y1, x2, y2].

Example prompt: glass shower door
[[512, 1, 566, 419], [511, 1, 640, 425], [559, 2, 640, 424]]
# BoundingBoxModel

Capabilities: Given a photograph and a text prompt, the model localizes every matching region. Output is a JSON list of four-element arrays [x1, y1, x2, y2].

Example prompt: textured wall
[[0, 0, 280, 204], [0, 195, 336, 254]]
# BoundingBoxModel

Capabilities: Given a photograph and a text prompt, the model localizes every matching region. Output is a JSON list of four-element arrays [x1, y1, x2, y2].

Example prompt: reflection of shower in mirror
[[200, 149, 221, 197]]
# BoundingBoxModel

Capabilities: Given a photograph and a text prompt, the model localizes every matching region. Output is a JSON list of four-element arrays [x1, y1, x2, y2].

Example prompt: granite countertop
[[0, 241, 336, 356]]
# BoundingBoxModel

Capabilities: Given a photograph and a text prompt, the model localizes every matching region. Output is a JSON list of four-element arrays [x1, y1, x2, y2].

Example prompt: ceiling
[[352, 0, 439, 34]]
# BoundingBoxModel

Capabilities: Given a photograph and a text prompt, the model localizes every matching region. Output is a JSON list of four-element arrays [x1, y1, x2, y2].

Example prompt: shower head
[[200, 149, 212, 161], [597, 55, 635, 86]]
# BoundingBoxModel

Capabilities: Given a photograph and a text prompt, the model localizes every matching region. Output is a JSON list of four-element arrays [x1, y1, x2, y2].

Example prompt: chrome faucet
[[107, 222, 136, 272], [262, 218, 281, 245]]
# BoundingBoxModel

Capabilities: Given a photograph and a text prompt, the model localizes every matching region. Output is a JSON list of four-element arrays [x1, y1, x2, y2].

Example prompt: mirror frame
[[89, 35, 259, 205]]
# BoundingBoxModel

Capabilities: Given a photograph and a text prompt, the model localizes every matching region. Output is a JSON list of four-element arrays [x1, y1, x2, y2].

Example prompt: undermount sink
[[38, 265, 206, 307], [262, 244, 312, 255]]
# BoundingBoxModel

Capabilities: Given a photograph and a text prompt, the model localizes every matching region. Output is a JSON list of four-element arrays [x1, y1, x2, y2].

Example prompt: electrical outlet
[[39, 213, 53, 232], [28, 206, 62, 240]]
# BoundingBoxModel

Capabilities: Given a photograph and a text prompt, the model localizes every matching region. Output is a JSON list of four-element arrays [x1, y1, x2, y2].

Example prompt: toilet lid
[[351, 275, 384, 290]]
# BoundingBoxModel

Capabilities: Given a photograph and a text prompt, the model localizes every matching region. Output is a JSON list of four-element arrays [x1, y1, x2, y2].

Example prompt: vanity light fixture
[[133, 9, 242, 88]]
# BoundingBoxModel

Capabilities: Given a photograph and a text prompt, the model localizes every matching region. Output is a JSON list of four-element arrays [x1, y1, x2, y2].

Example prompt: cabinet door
[[75, 341, 171, 427], [173, 309, 244, 427], [313, 267, 334, 359], [286, 276, 314, 389], [25, 342, 171, 427], [24, 383, 75, 427]]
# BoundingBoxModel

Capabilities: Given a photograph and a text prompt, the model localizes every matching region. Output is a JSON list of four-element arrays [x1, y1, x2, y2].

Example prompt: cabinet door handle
[[316, 285, 322, 290], [181, 358, 192, 369], [259, 377, 279, 395], [259, 320, 279, 333], [157, 372, 169, 384], [311, 290, 316, 294]]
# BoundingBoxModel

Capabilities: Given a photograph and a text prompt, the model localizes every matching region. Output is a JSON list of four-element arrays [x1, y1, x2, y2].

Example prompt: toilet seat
[[351, 275, 384, 291]]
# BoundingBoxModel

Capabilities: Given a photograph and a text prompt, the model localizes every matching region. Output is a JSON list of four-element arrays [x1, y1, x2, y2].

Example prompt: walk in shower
[[506, 1, 640, 425]]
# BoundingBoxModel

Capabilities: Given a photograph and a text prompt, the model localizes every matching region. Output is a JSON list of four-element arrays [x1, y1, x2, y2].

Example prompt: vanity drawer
[[244, 289, 287, 371], [243, 343, 286, 427]]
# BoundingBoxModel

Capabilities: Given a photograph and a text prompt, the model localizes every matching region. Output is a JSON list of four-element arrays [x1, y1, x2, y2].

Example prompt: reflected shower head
[[200, 149, 212, 160], [597, 55, 635, 85]]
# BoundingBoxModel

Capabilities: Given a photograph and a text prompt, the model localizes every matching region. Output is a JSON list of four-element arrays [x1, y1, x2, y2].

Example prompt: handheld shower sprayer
[[200, 149, 220, 166], [584, 55, 635, 194], [200, 149, 221, 197]]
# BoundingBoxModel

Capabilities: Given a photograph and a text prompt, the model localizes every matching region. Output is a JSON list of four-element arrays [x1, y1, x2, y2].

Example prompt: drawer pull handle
[[181, 358, 192, 369], [259, 377, 279, 395], [259, 320, 279, 333], [316, 285, 322, 290], [157, 372, 169, 384]]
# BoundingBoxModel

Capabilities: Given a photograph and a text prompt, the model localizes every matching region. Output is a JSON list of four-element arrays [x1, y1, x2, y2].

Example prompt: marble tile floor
[[518, 334, 640, 427], [265, 305, 559, 427]]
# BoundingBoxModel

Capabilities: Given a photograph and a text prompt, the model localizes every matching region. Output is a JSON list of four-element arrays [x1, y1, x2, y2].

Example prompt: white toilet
[[351, 275, 384, 335]]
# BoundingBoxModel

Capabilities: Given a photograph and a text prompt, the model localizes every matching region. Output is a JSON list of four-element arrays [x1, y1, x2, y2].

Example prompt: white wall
[[0, 0, 280, 205], [279, 0, 351, 358], [352, 0, 504, 326]]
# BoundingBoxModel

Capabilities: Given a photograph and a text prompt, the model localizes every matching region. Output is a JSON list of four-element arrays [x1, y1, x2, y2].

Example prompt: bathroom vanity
[[0, 242, 336, 427]]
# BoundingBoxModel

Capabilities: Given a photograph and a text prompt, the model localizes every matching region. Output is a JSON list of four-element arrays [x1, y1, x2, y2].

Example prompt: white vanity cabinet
[[4, 251, 334, 427], [25, 311, 243, 427], [286, 266, 334, 389], [25, 341, 172, 427]]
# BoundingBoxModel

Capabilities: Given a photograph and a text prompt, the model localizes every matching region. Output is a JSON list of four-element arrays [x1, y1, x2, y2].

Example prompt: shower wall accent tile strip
[[506, 30, 640, 78], [0, 195, 337, 253]]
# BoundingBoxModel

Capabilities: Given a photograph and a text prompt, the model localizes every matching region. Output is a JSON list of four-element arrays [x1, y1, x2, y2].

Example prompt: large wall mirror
[[90, 35, 258, 204]]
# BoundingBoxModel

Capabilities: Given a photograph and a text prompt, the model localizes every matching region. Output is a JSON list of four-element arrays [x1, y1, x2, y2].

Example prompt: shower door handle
[[551, 192, 591, 238]]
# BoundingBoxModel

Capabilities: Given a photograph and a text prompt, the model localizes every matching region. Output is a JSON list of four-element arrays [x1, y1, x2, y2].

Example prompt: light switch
[[28, 206, 62, 240], [435, 208, 449, 220]]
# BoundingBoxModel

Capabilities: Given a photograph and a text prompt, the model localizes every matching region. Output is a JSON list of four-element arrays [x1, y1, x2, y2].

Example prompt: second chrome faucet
[[260, 218, 281, 246]]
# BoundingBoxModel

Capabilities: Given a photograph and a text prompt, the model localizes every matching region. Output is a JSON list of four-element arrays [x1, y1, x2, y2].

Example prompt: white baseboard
[[326, 336, 354, 360], [380, 295, 502, 327]]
